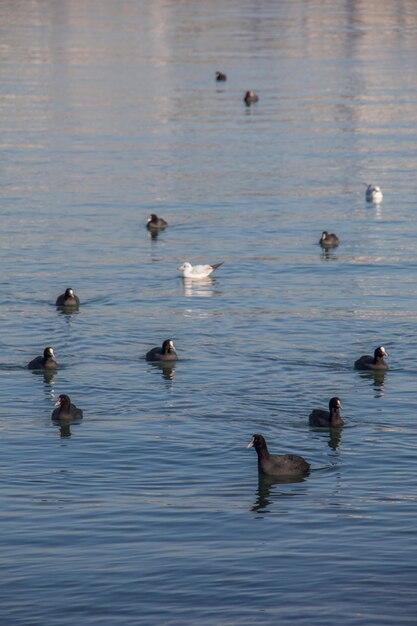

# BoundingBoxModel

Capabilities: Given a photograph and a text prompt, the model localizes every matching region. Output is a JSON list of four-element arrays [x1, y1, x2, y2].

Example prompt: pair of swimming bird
[[147, 214, 224, 279], [247, 399, 342, 476], [214, 71, 259, 106]]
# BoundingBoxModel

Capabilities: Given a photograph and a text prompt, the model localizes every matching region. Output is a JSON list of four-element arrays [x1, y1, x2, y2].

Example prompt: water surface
[[1, 1, 417, 624]]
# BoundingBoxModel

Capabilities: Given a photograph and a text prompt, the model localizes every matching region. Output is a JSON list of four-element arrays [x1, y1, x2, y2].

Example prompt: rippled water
[[1, 1, 417, 624]]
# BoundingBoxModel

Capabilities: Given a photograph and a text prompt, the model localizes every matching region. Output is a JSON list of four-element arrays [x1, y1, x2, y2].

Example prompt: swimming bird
[[51, 394, 83, 420], [309, 397, 343, 427], [145, 339, 177, 362], [244, 90, 259, 105], [319, 231, 340, 248], [247, 434, 310, 476], [146, 214, 168, 230], [215, 71, 227, 82], [178, 262, 223, 279], [354, 346, 388, 370], [55, 287, 80, 307], [365, 184, 383, 204], [28, 347, 57, 370]]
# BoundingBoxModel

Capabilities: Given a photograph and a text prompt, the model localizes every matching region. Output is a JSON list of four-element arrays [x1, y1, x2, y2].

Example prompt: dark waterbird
[[244, 90, 259, 105], [309, 397, 343, 427], [247, 434, 310, 476], [215, 71, 227, 82], [51, 394, 83, 420], [27, 347, 57, 370], [146, 214, 168, 230], [319, 231, 339, 248], [56, 287, 80, 307], [145, 339, 177, 362], [354, 346, 388, 370]]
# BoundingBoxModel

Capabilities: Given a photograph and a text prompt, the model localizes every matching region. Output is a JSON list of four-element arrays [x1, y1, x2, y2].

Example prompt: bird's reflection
[[151, 361, 176, 381], [320, 248, 338, 261], [251, 473, 308, 513], [148, 229, 160, 241], [373, 203, 383, 220], [51, 416, 83, 438], [309, 425, 343, 451], [328, 427, 343, 450], [182, 277, 217, 297], [31, 369, 56, 387], [57, 302, 79, 315], [359, 370, 386, 398], [55, 419, 72, 438]]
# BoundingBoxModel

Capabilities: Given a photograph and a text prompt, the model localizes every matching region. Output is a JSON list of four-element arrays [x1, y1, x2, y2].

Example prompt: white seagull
[[365, 184, 383, 204], [178, 262, 223, 279]]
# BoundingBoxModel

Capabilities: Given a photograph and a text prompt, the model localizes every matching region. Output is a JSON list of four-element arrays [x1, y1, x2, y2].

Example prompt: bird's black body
[[146, 214, 167, 230], [56, 288, 80, 307], [319, 231, 340, 248], [247, 434, 310, 476], [354, 347, 388, 370], [145, 339, 177, 362], [309, 397, 343, 427], [244, 90, 259, 105], [28, 347, 57, 370], [51, 394, 83, 420]]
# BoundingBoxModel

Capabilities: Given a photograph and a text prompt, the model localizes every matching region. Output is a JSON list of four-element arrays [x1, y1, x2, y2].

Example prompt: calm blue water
[[1, 1, 417, 624]]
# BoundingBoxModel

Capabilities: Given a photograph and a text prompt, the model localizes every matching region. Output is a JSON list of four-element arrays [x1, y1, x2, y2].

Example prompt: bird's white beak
[[54, 398, 62, 407], [246, 437, 255, 449]]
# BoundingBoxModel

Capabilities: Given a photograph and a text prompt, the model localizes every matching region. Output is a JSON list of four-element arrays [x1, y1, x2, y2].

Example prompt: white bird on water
[[365, 184, 383, 204], [178, 262, 223, 279]]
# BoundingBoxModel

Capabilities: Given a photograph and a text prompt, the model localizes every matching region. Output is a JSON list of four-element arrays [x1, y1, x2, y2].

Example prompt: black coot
[[247, 434, 310, 476], [319, 231, 339, 248], [51, 394, 83, 420], [146, 214, 167, 230], [145, 339, 177, 362], [354, 346, 388, 370], [28, 347, 57, 370], [309, 397, 343, 427], [56, 287, 80, 307]]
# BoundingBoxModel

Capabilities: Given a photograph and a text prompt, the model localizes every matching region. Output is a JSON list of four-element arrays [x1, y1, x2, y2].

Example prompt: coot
[[319, 231, 340, 248], [354, 346, 388, 370], [56, 288, 80, 307], [28, 347, 57, 370], [51, 394, 83, 420], [146, 214, 167, 230], [247, 434, 310, 476], [309, 397, 343, 427], [244, 90, 259, 105], [145, 339, 177, 362]]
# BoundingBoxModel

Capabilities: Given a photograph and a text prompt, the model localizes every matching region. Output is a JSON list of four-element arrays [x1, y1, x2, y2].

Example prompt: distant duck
[[247, 434, 310, 476], [354, 346, 388, 370], [244, 90, 259, 105], [28, 347, 57, 370], [319, 231, 340, 248], [178, 261, 223, 279], [215, 71, 227, 82], [51, 394, 83, 420], [146, 339, 177, 362], [55, 287, 80, 307], [366, 184, 383, 204], [146, 214, 168, 230], [309, 397, 343, 427]]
